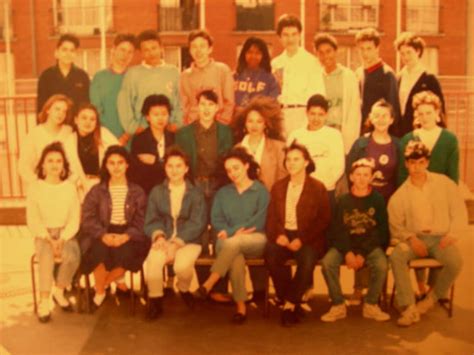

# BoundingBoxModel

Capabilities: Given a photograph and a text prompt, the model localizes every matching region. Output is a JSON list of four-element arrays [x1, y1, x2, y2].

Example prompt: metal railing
[[158, 4, 199, 32], [320, 1, 379, 31], [0, 92, 473, 200]]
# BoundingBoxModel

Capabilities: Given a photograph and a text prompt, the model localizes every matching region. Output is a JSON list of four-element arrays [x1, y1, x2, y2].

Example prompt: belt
[[282, 104, 306, 109]]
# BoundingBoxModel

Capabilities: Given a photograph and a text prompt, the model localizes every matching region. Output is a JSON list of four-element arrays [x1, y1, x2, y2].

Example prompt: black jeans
[[265, 232, 318, 304]]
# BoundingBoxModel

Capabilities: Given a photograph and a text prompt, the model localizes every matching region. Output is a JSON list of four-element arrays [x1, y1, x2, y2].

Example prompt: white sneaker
[[52, 287, 70, 308], [321, 304, 347, 322], [38, 300, 51, 323], [397, 305, 420, 327], [416, 293, 436, 315], [363, 303, 390, 321]]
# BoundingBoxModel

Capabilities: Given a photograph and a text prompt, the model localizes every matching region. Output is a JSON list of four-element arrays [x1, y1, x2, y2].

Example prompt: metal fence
[[0, 92, 473, 200]]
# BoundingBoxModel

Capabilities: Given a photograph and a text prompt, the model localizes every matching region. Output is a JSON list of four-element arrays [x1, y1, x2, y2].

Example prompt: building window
[[337, 45, 362, 70], [0, 0, 13, 40], [76, 48, 101, 77], [320, 0, 379, 31], [158, 0, 199, 32], [53, 0, 113, 36], [405, 0, 439, 34], [235, 0, 274, 31], [163, 46, 192, 70], [0, 52, 14, 96]]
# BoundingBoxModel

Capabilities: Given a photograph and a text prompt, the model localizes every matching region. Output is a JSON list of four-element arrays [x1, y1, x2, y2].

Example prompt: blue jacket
[[144, 180, 207, 244]]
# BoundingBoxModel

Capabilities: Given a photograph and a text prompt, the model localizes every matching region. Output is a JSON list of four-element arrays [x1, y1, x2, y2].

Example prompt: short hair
[[188, 29, 213, 46], [412, 90, 442, 111], [100, 145, 132, 183], [284, 141, 316, 175], [314, 33, 338, 51], [232, 96, 284, 142], [141, 94, 172, 117], [355, 28, 380, 47], [38, 94, 74, 125], [114, 33, 137, 49], [137, 30, 161, 48], [350, 157, 375, 174], [57, 34, 80, 48], [163, 146, 193, 182], [365, 99, 395, 131], [276, 14, 302, 36], [35, 142, 70, 180], [236, 36, 272, 74], [404, 140, 431, 160], [222, 146, 260, 181], [306, 94, 329, 112], [394, 32, 425, 58], [196, 89, 219, 104]]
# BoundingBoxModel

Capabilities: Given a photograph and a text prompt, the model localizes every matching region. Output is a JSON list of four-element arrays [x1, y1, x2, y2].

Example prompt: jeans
[[146, 244, 202, 298], [321, 247, 388, 305], [389, 235, 463, 308], [265, 243, 318, 304], [212, 233, 267, 302], [35, 238, 80, 293]]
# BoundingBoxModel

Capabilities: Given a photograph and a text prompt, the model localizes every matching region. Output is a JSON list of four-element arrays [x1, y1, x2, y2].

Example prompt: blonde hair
[[38, 94, 73, 125], [412, 90, 442, 111]]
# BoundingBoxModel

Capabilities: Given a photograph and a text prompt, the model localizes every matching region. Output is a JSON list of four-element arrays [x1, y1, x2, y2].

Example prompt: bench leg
[[31, 255, 38, 314], [448, 284, 455, 318], [85, 274, 91, 314], [264, 270, 270, 318]]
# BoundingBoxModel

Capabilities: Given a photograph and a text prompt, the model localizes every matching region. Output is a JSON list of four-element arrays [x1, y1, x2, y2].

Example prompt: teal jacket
[[175, 122, 233, 175], [398, 129, 459, 185], [144, 179, 207, 244]]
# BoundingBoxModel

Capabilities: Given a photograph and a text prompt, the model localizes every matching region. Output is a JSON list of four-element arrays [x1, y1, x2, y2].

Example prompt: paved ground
[[0, 225, 473, 355]]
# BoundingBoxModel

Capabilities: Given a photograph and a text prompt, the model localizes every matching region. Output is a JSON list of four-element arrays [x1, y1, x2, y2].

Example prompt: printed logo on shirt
[[235, 80, 266, 94], [379, 154, 389, 166], [343, 208, 377, 235]]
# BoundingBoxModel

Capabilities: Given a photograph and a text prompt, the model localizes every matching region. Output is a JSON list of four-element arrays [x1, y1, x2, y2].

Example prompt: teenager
[[234, 37, 280, 108], [130, 95, 175, 195], [233, 95, 287, 191], [180, 30, 234, 124], [355, 28, 401, 134], [287, 94, 344, 212], [320, 158, 390, 323], [27, 142, 80, 323], [272, 14, 325, 136], [118, 30, 182, 141], [19, 94, 74, 185], [90, 33, 137, 144], [37, 34, 90, 115], [265, 142, 331, 326], [64, 104, 118, 201], [195, 147, 269, 324], [144, 147, 207, 319], [398, 90, 459, 185], [389, 141, 466, 327], [313, 33, 361, 154], [80, 146, 151, 309], [395, 32, 445, 137]]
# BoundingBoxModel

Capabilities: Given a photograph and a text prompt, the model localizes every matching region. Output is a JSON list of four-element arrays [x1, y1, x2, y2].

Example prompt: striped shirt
[[284, 181, 304, 231], [109, 185, 128, 225]]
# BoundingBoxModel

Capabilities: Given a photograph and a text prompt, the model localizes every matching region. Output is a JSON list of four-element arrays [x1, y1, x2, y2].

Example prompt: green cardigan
[[398, 129, 459, 185], [175, 121, 233, 174]]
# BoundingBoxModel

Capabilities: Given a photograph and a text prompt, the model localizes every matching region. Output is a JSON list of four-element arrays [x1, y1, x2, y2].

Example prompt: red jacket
[[266, 175, 331, 256]]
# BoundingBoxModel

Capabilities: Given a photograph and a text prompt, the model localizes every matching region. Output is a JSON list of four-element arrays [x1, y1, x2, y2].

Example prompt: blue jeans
[[389, 235, 463, 308], [321, 247, 388, 305]]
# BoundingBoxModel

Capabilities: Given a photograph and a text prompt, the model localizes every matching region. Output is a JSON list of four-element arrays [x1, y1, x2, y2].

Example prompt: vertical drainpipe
[[100, 0, 107, 69], [29, 0, 38, 77], [200, 0, 205, 29], [300, 0, 305, 48], [4, 1, 14, 96], [395, 0, 401, 72]]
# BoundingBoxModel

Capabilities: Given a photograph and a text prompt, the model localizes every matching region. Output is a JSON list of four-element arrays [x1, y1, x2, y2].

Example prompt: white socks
[[93, 292, 106, 306], [283, 301, 295, 311]]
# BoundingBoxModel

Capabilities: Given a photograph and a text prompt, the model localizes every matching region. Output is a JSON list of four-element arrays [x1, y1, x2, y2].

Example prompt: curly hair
[[236, 37, 272, 74], [35, 142, 70, 180], [412, 90, 446, 127], [232, 96, 284, 143]]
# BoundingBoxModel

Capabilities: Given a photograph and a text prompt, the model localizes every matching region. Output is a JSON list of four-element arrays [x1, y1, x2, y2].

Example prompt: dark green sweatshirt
[[330, 190, 389, 256]]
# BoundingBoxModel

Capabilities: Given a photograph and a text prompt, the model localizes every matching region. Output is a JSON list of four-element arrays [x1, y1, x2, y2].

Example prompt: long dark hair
[[100, 145, 132, 183], [218, 147, 261, 186], [35, 141, 71, 181], [236, 37, 272, 74], [284, 141, 316, 175], [74, 103, 102, 154]]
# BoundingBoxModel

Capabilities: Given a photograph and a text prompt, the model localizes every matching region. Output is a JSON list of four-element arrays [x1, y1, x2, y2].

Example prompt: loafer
[[146, 297, 163, 320], [232, 312, 247, 325]]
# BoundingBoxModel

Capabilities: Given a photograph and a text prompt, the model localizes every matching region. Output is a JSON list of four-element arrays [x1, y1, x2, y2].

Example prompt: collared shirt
[[399, 63, 425, 115], [323, 65, 344, 129], [241, 134, 265, 164], [194, 121, 218, 178], [284, 181, 304, 230], [37, 64, 90, 113], [271, 47, 325, 105]]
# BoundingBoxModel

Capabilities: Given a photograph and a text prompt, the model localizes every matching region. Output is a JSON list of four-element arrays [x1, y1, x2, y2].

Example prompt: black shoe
[[146, 297, 163, 320], [115, 287, 132, 298], [180, 291, 195, 309], [194, 286, 209, 301], [293, 304, 305, 322], [164, 287, 175, 298], [232, 312, 247, 325], [281, 309, 297, 327]]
